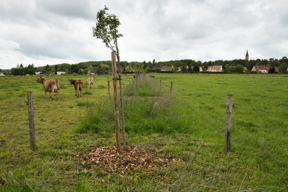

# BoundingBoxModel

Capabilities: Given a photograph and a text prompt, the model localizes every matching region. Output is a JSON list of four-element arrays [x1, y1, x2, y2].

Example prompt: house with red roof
[[251, 65, 268, 73], [207, 65, 222, 72]]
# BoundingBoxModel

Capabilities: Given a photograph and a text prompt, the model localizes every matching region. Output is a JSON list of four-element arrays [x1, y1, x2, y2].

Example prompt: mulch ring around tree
[[71, 145, 179, 174]]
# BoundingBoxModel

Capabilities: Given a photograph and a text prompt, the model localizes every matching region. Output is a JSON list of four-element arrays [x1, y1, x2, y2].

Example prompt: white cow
[[87, 77, 94, 89]]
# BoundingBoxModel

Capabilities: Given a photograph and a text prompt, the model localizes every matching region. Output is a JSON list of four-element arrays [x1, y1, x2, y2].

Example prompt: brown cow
[[36, 76, 60, 100], [68, 79, 83, 97], [87, 77, 94, 89]]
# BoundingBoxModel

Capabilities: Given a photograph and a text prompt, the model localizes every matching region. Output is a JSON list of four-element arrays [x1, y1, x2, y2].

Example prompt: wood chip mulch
[[71, 145, 177, 174]]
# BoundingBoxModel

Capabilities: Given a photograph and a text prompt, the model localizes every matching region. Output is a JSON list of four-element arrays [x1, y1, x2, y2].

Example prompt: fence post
[[225, 94, 233, 152], [111, 52, 121, 151], [160, 78, 162, 88], [170, 81, 173, 97], [135, 75, 137, 97], [27, 92, 36, 150], [108, 81, 110, 98]]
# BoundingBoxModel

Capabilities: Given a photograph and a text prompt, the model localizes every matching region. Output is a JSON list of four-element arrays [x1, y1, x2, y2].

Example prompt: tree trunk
[[116, 52, 126, 147], [111, 52, 121, 151]]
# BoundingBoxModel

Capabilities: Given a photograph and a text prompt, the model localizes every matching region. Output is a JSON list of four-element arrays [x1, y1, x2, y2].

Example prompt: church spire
[[245, 50, 249, 61]]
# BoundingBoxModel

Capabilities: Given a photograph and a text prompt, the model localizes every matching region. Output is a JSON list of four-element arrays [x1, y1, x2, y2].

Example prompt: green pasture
[[0, 73, 288, 191]]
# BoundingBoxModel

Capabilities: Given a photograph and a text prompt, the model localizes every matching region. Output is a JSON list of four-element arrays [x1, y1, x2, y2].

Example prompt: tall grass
[[74, 74, 195, 134]]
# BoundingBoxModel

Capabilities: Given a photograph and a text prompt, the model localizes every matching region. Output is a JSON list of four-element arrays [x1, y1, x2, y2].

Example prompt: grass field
[[0, 73, 288, 191]]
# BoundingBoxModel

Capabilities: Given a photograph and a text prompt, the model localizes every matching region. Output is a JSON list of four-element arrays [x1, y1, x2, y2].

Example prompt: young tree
[[93, 5, 126, 148]]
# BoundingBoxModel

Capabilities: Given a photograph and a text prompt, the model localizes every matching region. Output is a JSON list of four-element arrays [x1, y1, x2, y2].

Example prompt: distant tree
[[55, 65, 58, 72], [87, 66, 95, 73], [225, 64, 230, 72], [188, 65, 192, 72], [28, 69, 35, 75], [78, 68, 84, 74], [153, 59, 155, 65], [268, 67, 275, 73], [279, 62, 287, 73], [84, 69, 88, 74], [193, 66, 199, 72], [125, 65, 132, 72], [234, 64, 244, 73], [181, 65, 187, 72], [20, 64, 23, 68]]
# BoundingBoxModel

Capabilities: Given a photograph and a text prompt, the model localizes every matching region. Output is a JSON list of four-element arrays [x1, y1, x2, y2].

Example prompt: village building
[[251, 65, 268, 73], [199, 66, 203, 72], [207, 65, 223, 72]]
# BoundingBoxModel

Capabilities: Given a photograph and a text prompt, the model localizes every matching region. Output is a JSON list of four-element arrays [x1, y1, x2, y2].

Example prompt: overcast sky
[[1, 0, 288, 69]]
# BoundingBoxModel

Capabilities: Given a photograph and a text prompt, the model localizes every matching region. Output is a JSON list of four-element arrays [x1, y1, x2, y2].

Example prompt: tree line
[[2, 56, 288, 75]]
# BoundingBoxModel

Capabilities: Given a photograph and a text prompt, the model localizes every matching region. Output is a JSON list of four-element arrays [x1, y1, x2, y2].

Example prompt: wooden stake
[[27, 92, 36, 150], [160, 78, 162, 88], [170, 81, 173, 97], [108, 81, 110, 98], [225, 94, 233, 152], [111, 52, 121, 151]]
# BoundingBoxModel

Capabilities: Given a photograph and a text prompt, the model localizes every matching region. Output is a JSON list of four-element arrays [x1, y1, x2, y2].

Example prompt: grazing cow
[[68, 79, 83, 97], [87, 77, 94, 89], [26, 74, 30, 76], [36, 76, 60, 100]]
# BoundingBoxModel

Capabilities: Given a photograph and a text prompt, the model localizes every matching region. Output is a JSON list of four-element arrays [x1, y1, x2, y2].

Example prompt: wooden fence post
[[108, 81, 110, 98], [160, 78, 162, 88], [135, 76, 137, 97], [111, 52, 121, 151], [225, 94, 233, 152], [170, 81, 173, 97], [27, 92, 36, 150]]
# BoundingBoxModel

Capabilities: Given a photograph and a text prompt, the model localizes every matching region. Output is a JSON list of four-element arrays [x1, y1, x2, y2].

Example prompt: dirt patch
[[72, 145, 177, 174]]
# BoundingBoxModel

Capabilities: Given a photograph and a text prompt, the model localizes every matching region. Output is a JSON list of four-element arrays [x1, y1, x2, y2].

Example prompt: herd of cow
[[36, 75, 94, 100]]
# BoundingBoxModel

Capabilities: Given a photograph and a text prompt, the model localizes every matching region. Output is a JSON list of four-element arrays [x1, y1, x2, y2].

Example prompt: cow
[[87, 77, 94, 89], [68, 79, 83, 97], [36, 76, 60, 100]]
